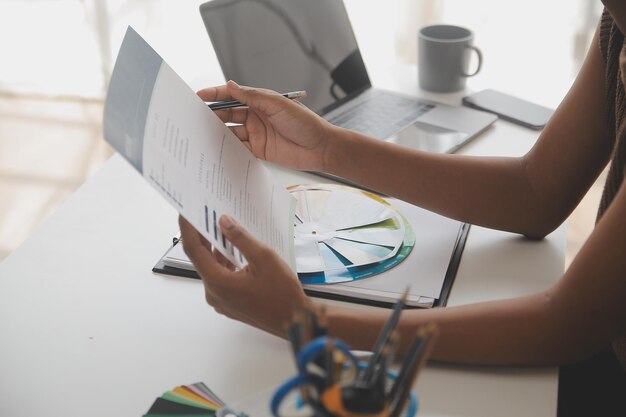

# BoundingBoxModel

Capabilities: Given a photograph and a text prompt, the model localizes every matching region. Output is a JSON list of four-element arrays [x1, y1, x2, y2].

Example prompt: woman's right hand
[[198, 80, 339, 172]]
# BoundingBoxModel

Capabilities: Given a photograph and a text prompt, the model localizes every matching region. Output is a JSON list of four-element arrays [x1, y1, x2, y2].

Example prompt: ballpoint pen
[[207, 90, 306, 110]]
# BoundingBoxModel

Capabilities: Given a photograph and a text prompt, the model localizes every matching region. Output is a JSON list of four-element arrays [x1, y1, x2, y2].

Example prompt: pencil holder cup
[[270, 336, 418, 417]]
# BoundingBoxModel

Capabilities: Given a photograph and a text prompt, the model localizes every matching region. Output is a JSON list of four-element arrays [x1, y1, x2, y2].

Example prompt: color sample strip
[[173, 386, 219, 409], [292, 184, 407, 275], [145, 397, 215, 416], [335, 227, 404, 247], [298, 205, 416, 285], [144, 382, 230, 417], [188, 383, 225, 407], [317, 188, 393, 231], [294, 239, 325, 273], [162, 392, 215, 410]]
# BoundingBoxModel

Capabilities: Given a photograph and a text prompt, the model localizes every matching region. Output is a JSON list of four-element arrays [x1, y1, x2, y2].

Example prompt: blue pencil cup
[[270, 336, 419, 417]]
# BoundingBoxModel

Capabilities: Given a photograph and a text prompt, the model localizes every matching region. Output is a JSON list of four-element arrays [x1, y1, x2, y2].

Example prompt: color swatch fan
[[144, 382, 247, 417], [290, 184, 415, 285]]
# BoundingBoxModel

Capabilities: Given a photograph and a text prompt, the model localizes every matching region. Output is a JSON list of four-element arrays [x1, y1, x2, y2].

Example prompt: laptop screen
[[200, 0, 372, 115]]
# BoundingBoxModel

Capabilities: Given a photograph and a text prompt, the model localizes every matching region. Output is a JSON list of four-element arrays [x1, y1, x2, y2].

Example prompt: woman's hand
[[198, 80, 338, 172], [179, 214, 308, 337]]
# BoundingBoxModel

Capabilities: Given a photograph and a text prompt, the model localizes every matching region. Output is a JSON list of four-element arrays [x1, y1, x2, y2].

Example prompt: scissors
[[319, 364, 417, 417], [271, 336, 359, 417]]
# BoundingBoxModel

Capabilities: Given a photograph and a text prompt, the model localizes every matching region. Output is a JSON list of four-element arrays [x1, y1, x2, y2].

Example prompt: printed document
[[103, 27, 295, 269]]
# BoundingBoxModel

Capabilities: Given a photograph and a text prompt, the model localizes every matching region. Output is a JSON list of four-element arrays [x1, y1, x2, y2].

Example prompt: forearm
[[325, 177, 626, 367], [324, 293, 568, 366], [317, 25, 611, 237], [323, 127, 549, 236]]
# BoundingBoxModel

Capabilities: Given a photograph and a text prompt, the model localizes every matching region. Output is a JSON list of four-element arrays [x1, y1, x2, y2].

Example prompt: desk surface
[[0, 70, 564, 416]]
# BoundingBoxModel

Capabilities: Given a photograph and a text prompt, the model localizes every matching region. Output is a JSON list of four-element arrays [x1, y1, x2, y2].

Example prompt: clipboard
[[152, 216, 470, 309]]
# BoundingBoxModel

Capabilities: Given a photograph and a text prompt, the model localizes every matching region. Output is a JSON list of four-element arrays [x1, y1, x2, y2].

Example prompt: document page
[[103, 27, 295, 269]]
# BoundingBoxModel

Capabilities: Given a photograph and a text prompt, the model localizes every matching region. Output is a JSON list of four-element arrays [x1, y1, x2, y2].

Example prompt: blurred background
[[0, 0, 604, 262]]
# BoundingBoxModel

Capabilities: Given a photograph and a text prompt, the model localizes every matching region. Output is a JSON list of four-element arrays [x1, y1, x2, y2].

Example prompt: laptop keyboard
[[327, 91, 435, 139]]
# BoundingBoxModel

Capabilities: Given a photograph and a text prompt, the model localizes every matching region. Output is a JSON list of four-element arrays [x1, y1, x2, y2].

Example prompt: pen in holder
[[272, 292, 438, 417]]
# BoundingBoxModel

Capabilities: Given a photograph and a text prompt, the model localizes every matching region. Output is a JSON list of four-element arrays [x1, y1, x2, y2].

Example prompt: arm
[[185, 38, 626, 360], [183, 20, 624, 366], [324, 27, 610, 237], [327, 178, 626, 366], [207, 28, 610, 238], [181, 178, 626, 366]]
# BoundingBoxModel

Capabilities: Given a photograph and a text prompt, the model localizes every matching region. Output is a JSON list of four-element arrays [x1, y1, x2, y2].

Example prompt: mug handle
[[462, 46, 482, 77]]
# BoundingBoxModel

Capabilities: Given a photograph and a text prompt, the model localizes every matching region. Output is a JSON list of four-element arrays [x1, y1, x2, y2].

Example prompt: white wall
[[0, 0, 602, 107]]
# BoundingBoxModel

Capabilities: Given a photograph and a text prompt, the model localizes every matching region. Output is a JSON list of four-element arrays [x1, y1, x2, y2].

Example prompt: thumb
[[219, 215, 267, 265]]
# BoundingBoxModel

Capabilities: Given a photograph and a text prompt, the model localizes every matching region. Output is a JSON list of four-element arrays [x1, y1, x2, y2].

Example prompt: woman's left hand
[[179, 215, 308, 337]]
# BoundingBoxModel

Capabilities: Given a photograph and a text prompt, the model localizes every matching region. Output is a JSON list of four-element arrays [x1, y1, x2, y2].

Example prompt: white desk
[[0, 72, 564, 416]]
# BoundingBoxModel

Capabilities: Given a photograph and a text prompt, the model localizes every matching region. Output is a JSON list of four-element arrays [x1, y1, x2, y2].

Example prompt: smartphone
[[462, 89, 553, 130]]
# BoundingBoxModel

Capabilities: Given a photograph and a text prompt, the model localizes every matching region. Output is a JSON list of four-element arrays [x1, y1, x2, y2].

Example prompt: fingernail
[[221, 215, 235, 230], [228, 80, 241, 90]]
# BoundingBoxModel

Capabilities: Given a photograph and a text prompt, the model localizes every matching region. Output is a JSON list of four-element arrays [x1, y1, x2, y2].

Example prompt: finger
[[229, 125, 250, 141], [214, 107, 249, 125], [178, 216, 227, 285], [213, 247, 236, 271], [227, 80, 292, 116], [196, 85, 232, 102], [219, 215, 270, 265], [179, 216, 212, 260]]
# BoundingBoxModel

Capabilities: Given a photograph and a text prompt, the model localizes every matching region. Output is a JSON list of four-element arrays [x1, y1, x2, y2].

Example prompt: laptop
[[199, 0, 497, 158]]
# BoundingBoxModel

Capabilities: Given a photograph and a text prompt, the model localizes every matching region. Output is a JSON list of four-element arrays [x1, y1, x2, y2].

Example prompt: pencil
[[359, 287, 409, 384], [285, 321, 301, 358], [207, 90, 306, 110], [388, 323, 438, 417], [314, 304, 328, 338], [325, 338, 335, 388]]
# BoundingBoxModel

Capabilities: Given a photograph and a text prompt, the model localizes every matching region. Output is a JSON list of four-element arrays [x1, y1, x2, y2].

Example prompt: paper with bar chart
[[103, 27, 295, 270]]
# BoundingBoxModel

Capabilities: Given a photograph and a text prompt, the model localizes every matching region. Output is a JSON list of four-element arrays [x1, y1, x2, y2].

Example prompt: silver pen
[[207, 90, 306, 110]]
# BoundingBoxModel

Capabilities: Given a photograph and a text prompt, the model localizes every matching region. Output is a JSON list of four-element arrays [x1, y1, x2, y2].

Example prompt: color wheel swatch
[[143, 382, 241, 417], [290, 184, 415, 285]]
